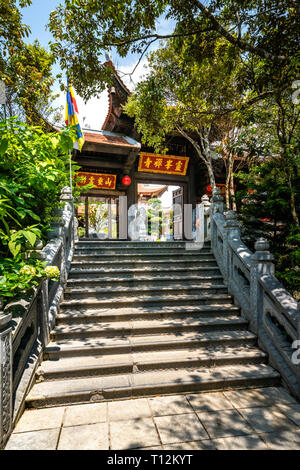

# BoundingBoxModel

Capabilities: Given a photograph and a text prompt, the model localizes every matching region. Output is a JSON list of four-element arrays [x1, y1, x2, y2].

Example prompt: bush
[[0, 118, 77, 305]]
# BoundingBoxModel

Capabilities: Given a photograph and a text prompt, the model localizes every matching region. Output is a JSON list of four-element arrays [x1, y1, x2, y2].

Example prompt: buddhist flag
[[65, 79, 84, 151]]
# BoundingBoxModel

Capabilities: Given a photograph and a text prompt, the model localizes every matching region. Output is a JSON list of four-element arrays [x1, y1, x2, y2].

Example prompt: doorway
[[76, 195, 119, 239], [136, 183, 183, 241]]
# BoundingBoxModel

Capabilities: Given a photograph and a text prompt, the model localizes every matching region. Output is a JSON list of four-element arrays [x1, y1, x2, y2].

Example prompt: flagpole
[[69, 149, 73, 196]]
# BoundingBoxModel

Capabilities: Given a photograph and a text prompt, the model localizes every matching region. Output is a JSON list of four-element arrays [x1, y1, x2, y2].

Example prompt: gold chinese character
[[144, 157, 152, 168], [165, 159, 173, 170], [98, 177, 103, 186], [79, 175, 87, 184], [154, 158, 163, 168], [175, 161, 183, 172], [89, 176, 95, 186], [105, 177, 112, 186]]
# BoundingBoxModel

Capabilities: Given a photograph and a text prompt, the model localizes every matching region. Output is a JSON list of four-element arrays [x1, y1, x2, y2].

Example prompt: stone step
[[51, 315, 247, 340], [74, 247, 211, 254], [71, 259, 218, 269], [63, 284, 228, 300], [57, 304, 241, 324], [69, 266, 221, 279], [26, 363, 280, 408], [73, 250, 214, 262], [44, 330, 257, 359], [75, 241, 210, 249], [36, 347, 267, 381], [60, 293, 234, 309], [66, 274, 225, 289]]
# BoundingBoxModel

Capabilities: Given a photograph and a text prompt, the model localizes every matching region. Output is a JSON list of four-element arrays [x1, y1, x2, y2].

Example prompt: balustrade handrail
[[207, 187, 300, 399], [0, 186, 75, 448]]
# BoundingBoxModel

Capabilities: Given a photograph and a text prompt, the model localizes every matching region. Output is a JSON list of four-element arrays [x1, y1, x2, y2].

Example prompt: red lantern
[[122, 175, 131, 186]]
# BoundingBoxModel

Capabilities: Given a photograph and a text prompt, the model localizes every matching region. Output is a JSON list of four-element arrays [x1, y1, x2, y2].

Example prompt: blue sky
[[19, 1, 174, 129]]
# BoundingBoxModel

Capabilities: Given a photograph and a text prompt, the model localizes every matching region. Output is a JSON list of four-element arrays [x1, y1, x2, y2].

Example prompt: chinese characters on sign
[[138, 153, 189, 176], [75, 172, 117, 190]]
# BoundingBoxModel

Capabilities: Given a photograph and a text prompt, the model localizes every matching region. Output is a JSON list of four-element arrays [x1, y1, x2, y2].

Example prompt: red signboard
[[75, 172, 117, 190], [138, 152, 189, 176]]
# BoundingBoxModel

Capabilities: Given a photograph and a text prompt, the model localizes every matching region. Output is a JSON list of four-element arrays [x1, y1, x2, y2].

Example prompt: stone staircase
[[26, 241, 280, 408]]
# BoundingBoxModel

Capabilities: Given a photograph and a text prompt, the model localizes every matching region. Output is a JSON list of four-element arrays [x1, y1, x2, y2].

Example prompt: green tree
[[48, 0, 299, 100], [0, 1, 61, 126], [124, 38, 242, 187]]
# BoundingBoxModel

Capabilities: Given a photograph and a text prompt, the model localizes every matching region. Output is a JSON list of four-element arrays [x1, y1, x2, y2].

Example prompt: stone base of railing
[[0, 187, 75, 448], [209, 187, 300, 400]]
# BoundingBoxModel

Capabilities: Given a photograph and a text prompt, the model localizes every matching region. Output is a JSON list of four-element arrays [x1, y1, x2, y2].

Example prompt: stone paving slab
[[187, 392, 234, 412], [148, 395, 193, 416], [224, 386, 297, 409], [5, 428, 60, 450], [108, 398, 151, 421], [64, 402, 107, 426], [196, 409, 254, 438], [239, 406, 297, 434], [154, 413, 209, 444], [58, 423, 109, 450], [14, 407, 65, 433], [5, 387, 300, 450], [212, 435, 268, 450], [164, 440, 216, 450], [259, 429, 300, 450], [110, 418, 160, 450]]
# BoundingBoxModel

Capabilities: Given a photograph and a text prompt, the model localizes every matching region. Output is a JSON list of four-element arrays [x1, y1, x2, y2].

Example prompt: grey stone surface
[[5, 428, 60, 450], [224, 387, 297, 409], [148, 395, 193, 416], [14, 407, 65, 433], [212, 435, 268, 450], [110, 418, 160, 450], [64, 403, 107, 426], [108, 398, 151, 421], [260, 429, 300, 450], [187, 392, 233, 412], [165, 440, 216, 450], [239, 406, 297, 433], [58, 422, 108, 450], [197, 409, 254, 438], [154, 413, 209, 444], [275, 403, 300, 427]]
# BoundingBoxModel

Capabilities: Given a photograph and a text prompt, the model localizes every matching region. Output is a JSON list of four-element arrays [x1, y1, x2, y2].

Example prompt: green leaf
[[22, 230, 37, 247], [8, 241, 21, 257]]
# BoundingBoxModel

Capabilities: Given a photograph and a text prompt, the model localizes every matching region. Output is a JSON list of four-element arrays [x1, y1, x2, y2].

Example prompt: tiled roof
[[84, 131, 138, 148]]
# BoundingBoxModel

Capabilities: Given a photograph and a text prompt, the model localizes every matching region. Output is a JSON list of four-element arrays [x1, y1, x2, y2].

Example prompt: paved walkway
[[5, 387, 300, 450]]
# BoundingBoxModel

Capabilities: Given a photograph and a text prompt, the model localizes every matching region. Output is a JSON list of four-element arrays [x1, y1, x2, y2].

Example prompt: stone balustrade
[[207, 187, 300, 399], [0, 187, 75, 448]]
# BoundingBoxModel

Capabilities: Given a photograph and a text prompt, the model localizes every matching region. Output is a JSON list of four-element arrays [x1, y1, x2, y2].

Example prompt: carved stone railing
[[208, 187, 300, 399], [0, 186, 75, 448]]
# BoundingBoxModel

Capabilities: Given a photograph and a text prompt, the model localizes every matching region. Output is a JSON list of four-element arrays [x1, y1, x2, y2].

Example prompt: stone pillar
[[250, 238, 275, 334], [201, 195, 211, 241], [211, 187, 225, 215], [0, 299, 12, 448], [60, 186, 74, 214], [223, 210, 241, 283], [210, 188, 224, 253]]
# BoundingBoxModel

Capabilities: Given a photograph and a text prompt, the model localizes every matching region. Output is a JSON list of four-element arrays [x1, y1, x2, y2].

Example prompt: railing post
[[0, 299, 12, 449], [223, 210, 241, 284], [60, 186, 75, 281], [250, 238, 275, 334], [201, 195, 211, 242], [210, 187, 224, 252]]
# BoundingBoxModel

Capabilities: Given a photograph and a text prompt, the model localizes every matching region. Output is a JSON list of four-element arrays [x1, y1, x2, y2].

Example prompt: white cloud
[[54, 57, 150, 130]]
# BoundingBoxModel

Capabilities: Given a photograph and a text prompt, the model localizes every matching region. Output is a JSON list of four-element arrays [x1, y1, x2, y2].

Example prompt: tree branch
[[193, 0, 286, 62], [102, 28, 213, 48]]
